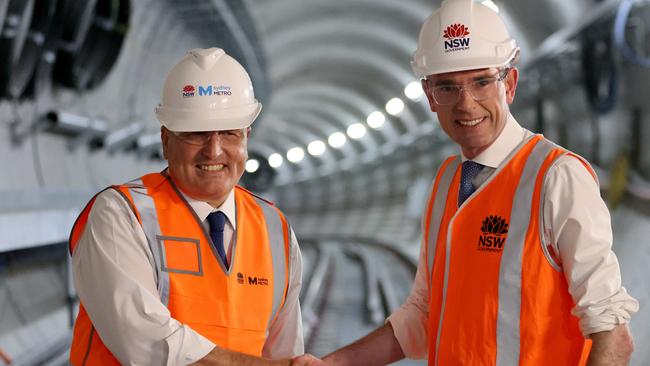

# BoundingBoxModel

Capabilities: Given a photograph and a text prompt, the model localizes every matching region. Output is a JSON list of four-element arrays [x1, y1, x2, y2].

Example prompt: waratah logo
[[443, 23, 471, 52], [481, 215, 508, 235], [443, 23, 470, 39], [182, 85, 195, 98], [478, 215, 508, 252]]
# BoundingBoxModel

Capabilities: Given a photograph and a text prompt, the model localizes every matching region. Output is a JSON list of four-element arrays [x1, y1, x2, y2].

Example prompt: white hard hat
[[411, 0, 519, 77], [155, 48, 262, 132]]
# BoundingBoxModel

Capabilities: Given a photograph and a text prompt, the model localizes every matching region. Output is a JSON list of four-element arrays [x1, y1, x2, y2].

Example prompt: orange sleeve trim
[[566, 152, 598, 182], [69, 189, 109, 255], [69, 186, 142, 256], [111, 186, 142, 224]]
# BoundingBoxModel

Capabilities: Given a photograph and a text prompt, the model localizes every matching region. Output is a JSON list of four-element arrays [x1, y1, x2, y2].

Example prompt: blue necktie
[[207, 211, 228, 267], [458, 160, 484, 206]]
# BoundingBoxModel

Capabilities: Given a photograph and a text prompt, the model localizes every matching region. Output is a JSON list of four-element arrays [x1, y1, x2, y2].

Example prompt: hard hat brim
[[155, 102, 262, 132], [411, 47, 519, 78]]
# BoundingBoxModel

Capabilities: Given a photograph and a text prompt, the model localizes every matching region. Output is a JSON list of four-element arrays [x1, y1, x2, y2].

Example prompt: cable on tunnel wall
[[581, 27, 618, 114], [630, 107, 642, 172], [614, 0, 650, 68]]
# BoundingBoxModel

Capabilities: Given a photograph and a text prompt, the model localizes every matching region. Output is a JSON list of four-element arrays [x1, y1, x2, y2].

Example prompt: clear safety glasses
[[428, 68, 511, 106], [172, 129, 246, 146]]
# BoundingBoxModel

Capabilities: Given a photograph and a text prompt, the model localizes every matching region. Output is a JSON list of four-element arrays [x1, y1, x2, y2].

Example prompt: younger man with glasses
[[68, 48, 303, 365], [295, 0, 638, 365]]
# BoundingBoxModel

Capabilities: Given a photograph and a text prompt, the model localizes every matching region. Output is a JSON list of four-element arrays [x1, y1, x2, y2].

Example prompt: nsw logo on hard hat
[[443, 23, 471, 52], [182, 85, 195, 98]]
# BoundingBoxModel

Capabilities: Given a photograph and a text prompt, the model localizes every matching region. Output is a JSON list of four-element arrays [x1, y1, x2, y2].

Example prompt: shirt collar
[[460, 113, 528, 168], [180, 189, 237, 229]]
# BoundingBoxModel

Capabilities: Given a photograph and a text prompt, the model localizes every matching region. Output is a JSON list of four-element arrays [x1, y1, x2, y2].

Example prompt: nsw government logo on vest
[[478, 215, 508, 252], [237, 272, 269, 286]]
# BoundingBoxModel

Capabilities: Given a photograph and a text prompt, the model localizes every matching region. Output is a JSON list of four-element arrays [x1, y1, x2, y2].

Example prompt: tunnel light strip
[[328, 132, 347, 148], [347, 123, 367, 139], [367, 111, 385, 129], [268, 153, 283, 168], [287, 147, 305, 163], [245, 159, 259, 173], [404, 81, 424, 100], [307, 140, 327, 156], [385, 97, 405, 116], [269, 81, 430, 170]]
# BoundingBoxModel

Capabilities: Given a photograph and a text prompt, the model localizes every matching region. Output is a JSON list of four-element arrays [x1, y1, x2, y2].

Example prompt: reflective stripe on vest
[[494, 138, 556, 364], [69, 173, 290, 364], [425, 135, 592, 365], [253, 196, 290, 330], [125, 178, 171, 306]]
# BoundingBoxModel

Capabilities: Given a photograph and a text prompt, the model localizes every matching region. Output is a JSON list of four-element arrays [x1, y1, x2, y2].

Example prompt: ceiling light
[[307, 140, 326, 156], [347, 123, 367, 139], [366, 111, 385, 129], [245, 159, 259, 173], [328, 132, 347, 148], [482, 0, 499, 12], [404, 81, 424, 100], [268, 153, 283, 168], [287, 147, 305, 163], [385, 97, 405, 116]]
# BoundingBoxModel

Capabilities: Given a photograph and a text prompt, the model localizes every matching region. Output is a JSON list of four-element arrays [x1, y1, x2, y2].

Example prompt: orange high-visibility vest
[[68, 173, 291, 365], [424, 135, 594, 365]]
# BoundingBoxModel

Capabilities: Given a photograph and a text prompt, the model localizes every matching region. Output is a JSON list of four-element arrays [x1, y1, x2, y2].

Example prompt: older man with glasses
[[295, 0, 638, 365], [68, 48, 304, 366]]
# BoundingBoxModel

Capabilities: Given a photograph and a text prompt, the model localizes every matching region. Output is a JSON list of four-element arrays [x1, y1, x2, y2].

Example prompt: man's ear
[[505, 68, 519, 104], [161, 127, 169, 160], [422, 78, 438, 112]]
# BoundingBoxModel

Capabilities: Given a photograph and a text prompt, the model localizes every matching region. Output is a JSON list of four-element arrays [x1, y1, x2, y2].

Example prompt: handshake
[[275, 323, 404, 366], [290, 353, 329, 366]]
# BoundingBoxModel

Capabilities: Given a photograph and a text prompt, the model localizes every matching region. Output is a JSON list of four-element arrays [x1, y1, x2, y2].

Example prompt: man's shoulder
[[92, 187, 137, 213], [535, 136, 595, 173], [235, 185, 277, 207]]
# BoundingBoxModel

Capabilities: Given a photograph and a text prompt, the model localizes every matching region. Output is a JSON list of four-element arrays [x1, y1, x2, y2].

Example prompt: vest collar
[[181, 189, 236, 229]]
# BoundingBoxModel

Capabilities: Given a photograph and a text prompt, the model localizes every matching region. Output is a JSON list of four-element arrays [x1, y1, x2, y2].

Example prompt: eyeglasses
[[172, 129, 246, 146], [428, 68, 510, 106]]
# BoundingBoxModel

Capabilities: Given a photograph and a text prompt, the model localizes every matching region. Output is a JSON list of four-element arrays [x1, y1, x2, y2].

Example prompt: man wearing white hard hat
[[68, 48, 304, 365], [295, 0, 638, 365]]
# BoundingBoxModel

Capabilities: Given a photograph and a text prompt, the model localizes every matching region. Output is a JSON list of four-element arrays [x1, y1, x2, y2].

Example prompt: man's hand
[[292, 354, 325, 366], [191, 345, 294, 366], [587, 324, 634, 366]]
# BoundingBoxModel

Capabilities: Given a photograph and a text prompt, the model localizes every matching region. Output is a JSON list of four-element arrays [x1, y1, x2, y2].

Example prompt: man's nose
[[202, 133, 224, 157], [455, 87, 475, 108]]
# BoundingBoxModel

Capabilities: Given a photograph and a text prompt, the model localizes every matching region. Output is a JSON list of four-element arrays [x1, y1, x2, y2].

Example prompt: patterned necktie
[[207, 211, 228, 267], [458, 160, 485, 206]]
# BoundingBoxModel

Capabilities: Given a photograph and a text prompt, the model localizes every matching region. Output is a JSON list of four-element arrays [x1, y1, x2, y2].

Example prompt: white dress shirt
[[72, 187, 304, 365], [388, 115, 639, 359]]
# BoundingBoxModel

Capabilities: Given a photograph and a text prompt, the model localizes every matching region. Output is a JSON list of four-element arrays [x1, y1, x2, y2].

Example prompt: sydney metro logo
[[443, 23, 470, 52]]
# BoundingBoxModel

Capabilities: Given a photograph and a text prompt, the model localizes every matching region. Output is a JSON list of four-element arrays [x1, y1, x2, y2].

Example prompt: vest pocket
[[157, 235, 203, 275], [171, 294, 268, 331]]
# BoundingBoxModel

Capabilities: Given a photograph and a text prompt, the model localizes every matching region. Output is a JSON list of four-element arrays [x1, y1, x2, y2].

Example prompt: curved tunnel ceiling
[[245, 0, 437, 184], [1, 0, 647, 241], [242, 0, 604, 185]]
